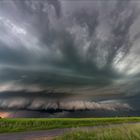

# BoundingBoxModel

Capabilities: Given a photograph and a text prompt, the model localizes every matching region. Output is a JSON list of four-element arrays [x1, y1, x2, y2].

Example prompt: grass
[[54, 123, 140, 140], [0, 117, 140, 133]]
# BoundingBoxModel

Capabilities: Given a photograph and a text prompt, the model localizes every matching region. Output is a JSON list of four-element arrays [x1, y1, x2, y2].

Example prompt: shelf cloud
[[0, 0, 140, 117]]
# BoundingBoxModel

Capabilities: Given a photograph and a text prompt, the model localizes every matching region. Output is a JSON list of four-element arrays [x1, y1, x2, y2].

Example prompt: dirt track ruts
[[0, 123, 139, 140]]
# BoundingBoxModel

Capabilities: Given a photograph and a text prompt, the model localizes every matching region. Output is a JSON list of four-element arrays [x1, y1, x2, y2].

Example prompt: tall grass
[[0, 117, 140, 133], [54, 123, 140, 140]]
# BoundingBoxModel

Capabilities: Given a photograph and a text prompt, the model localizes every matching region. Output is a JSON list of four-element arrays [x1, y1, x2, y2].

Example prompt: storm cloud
[[0, 97, 131, 111], [0, 0, 140, 117]]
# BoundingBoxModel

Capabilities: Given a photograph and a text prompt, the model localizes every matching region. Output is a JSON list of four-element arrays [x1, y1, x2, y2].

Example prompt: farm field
[[0, 117, 140, 133]]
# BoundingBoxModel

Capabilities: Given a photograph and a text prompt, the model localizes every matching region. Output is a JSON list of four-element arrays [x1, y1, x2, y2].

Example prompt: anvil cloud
[[0, 0, 140, 117]]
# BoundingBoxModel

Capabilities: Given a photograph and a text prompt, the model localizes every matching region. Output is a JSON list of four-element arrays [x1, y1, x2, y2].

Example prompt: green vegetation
[[0, 117, 140, 133], [54, 123, 140, 140]]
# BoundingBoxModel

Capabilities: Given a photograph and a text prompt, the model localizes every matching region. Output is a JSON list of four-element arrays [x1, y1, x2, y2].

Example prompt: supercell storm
[[0, 0, 140, 117]]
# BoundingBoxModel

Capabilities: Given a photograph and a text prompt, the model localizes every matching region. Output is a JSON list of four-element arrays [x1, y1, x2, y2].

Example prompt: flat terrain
[[0, 117, 140, 140], [54, 123, 140, 140], [0, 123, 139, 140], [0, 117, 140, 133]]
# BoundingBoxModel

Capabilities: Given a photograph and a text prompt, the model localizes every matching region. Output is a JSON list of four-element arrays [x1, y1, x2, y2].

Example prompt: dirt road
[[0, 123, 139, 140]]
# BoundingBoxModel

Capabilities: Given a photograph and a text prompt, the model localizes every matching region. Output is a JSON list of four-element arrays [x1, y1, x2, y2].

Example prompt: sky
[[0, 0, 140, 118]]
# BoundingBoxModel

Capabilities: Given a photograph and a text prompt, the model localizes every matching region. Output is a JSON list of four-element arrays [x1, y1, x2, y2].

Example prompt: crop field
[[0, 117, 140, 133], [54, 123, 140, 140]]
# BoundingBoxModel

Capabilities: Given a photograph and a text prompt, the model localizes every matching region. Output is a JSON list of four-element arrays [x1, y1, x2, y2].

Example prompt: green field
[[54, 123, 140, 140], [0, 117, 140, 133]]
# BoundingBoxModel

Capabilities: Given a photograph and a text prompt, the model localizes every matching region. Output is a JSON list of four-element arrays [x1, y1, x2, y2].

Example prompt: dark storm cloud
[[0, 0, 140, 114], [0, 97, 131, 112]]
